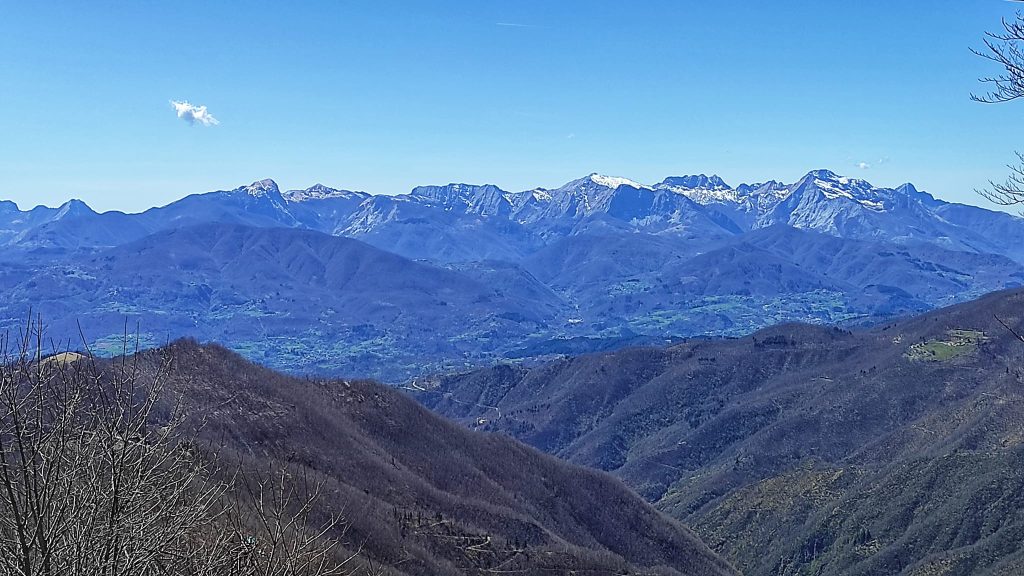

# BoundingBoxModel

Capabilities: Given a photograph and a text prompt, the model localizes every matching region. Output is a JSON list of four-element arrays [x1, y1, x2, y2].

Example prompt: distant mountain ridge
[[4, 169, 1023, 263], [0, 224, 569, 379], [2, 169, 1023, 380]]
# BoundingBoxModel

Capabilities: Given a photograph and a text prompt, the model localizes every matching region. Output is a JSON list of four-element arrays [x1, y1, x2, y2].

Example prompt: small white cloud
[[856, 161, 871, 170], [170, 100, 219, 126]]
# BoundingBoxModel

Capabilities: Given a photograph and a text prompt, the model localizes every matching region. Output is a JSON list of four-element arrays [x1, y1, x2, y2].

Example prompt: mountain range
[[8, 170, 1024, 573], [412, 287, 1024, 575], [2, 170, 1024, 379], [64, 338, 735, 576]]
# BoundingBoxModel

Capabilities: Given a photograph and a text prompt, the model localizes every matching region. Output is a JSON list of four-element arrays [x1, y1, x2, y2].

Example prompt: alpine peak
[[242, 179, 281, 197], [283, 183, 363, 202], [585, 174, 646, 189], [659, 174, 731, 190]]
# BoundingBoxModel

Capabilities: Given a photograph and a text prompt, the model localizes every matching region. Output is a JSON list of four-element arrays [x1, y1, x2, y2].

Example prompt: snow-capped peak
[[658, 175, 737, 203], [803, 170, 869, 190], [660, 175, 731, 191], [530, 188, 552, 201], [805, 169, 840, 181], [796, 170, 891, 211], [242, 179, 281, 198], [588, 174, 648, 189], [801, 170, 869, 193], [284, 183, 360, 202], [410, 183, 503, 203]]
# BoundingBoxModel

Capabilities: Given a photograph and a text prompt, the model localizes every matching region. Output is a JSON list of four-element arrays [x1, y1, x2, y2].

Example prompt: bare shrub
[[0, 318, 360, 576]]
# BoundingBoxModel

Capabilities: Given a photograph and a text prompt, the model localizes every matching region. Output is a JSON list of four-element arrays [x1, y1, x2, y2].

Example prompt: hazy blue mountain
[[280, 183, 370, 233], [0, 224, 572, 380], [6, 170, 1024, 266], [16, 208, 153, 253], [338, 184, 540, 262], [1, 199, 121, 248], [520, 226, 1023, 339], [505, 174, 738, 241], [444, 259, 568, 315], [137, 179, 301, 230], [523, 232, 702, 288], [3, 180, 303, 255], [656, 176, 789, 232], [333, 175, 738, 263], [739, 225, 1024, 306], [3, 170, 1024, 378], [660, 169, 1024, 263], [930, 199, 1024, 262], [9, 219, 1015, 381]]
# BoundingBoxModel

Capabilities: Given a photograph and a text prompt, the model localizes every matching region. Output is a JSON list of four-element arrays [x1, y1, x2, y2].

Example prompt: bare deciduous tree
[[0, 318, 361, 576], [973, 9, 1024, 206]]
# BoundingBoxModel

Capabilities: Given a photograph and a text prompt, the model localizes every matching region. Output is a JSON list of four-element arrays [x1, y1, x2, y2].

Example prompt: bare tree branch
[[0, 318, 365, 576], [973, 12, 1024, 207], [972, 13, 1024, 103]]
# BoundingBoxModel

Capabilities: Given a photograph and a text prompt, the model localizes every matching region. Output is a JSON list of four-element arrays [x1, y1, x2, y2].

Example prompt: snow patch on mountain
[[242, 179, 281, 198], [284, 184, 363, 202], [589, 174, 648, 189], [664, 184, 740, 204], [805, 172, 888, 212]]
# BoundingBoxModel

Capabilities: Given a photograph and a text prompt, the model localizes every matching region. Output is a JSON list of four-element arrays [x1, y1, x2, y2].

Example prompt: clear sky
[[1, 1, 1021, 213]]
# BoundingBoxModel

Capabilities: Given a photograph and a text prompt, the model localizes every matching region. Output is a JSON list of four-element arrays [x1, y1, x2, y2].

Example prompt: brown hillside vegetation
[[85, 340, 735, 576], [415, 288, 1024, 575]]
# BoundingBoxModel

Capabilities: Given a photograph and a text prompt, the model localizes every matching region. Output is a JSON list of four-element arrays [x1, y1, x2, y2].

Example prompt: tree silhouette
[[0, 318, 360, 576], [974, 9, 1024, 206]]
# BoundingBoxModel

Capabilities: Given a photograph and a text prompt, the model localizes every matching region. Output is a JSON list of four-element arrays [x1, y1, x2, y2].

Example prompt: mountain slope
[[2, 180, 305, 255], [339, 189, 538, 263], [116, 340, 736, 576], [0, 224, 570, 380], [4, 222, 1019, 383], [280, 183, 370, 233], [506, 174, 738, 242], [137, 179, 301, 231], [6, 171, 1024, 267], [739, 225, 1024, 307], [662, 169, 1024, 263], [520, 226, 1023, 338], [413, 288, 1024, 575], [4, 171, 1024, 382]]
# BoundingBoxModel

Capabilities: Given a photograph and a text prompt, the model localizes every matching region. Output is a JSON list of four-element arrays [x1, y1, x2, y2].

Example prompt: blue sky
[[0, 1, 1021, 212]]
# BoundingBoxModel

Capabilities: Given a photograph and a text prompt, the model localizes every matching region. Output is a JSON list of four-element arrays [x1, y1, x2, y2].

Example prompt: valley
[[7, 4, 1024, 574], [413, 288, 1024, 575], [2, 171, 1022, 381]]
